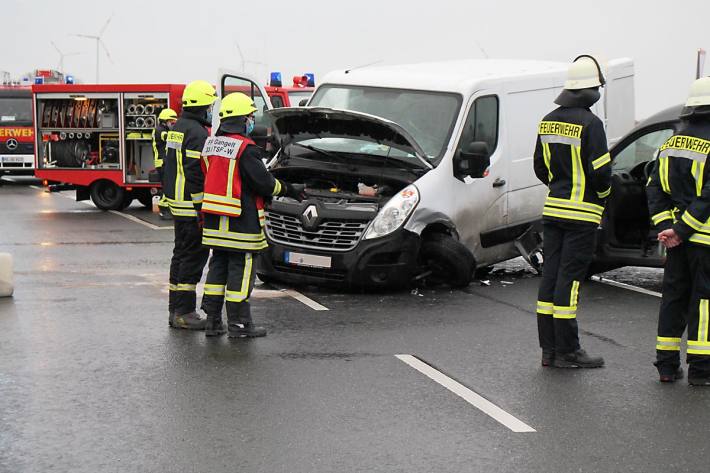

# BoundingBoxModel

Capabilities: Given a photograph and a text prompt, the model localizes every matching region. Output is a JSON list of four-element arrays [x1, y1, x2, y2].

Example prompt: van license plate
[[284, 251, 331, 269]]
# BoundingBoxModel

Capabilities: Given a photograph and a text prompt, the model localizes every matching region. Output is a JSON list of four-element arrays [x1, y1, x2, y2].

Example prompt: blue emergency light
[[270, 72, 282, 87], [34, 76, 44, 85], [304, 73, 315, 87], [65, 75, 75, 84]]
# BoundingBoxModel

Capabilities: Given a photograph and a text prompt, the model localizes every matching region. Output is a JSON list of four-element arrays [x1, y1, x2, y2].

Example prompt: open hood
[[266, 107, 433, 169]]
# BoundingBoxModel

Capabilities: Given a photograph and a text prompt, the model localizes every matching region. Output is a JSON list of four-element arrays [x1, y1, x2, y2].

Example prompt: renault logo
[[6, 139, 18, 151], [301, 205, 319, 230]]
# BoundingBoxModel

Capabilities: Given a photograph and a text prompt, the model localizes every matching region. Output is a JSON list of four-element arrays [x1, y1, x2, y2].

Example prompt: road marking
[[108, 210, 173, 230], [280, 288, 329, 311], [395, 354, 536, 433], [591, 275, 661, 298]]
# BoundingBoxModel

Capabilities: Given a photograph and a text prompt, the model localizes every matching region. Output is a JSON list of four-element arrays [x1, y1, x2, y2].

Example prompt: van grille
[[265, 210, 368, 252]]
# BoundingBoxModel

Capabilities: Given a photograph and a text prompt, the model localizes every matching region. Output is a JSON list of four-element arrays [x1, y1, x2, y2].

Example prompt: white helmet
[[564, 55, 606, 90], [686, 77, 710, 107]]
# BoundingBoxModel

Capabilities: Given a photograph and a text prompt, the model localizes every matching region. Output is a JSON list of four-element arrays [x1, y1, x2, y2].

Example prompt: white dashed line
[[395, 354, 536, 433], [108, 210, 173, 230], [591, 275, 662, 298]]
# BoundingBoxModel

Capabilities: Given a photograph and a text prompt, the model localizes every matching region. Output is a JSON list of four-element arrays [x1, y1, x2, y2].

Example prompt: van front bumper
[[257, 228, 421, 288]]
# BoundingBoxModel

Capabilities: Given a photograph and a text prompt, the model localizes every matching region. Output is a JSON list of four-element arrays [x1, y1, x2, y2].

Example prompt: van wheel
[[419, 233, 475, 288], [90, 180, 125, 210]]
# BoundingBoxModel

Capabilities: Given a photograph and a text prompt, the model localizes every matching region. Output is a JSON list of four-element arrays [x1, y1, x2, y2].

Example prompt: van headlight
[[364, 185, 419, 240]]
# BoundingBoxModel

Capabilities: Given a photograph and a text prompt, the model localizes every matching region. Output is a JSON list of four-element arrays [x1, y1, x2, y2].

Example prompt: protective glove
[[285, 183, 307, 202]]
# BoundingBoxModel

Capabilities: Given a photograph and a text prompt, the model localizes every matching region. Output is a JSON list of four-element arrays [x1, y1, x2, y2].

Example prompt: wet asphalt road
[[0, 179, 707, 473]]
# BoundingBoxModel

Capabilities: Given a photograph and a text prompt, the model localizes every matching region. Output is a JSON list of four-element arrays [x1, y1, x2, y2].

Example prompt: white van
[[218, 58, 635, 287]]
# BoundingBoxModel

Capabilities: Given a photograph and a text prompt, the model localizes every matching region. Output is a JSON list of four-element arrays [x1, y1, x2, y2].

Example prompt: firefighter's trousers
[[169, 218, 209, 315], [156, 167, 168, 209], [655, 245, 690, 373], [201, 250, 257, 325], [687, 245, 710, 377], [537, 220, 597, 354]]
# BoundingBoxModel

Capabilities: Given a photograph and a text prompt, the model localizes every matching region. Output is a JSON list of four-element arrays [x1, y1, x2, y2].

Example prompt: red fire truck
[[265, 72, 315, 108], [32, 83, 185, 210], [0, 86, 35, 176]]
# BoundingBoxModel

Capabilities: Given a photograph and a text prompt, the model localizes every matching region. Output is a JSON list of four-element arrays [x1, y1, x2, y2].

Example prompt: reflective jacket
[[162, 111, 209, 219], [647, 120, 710, 247], [533, 106, 612, 226], [201, 131, 288, 252], [152, 122, 169, 169]]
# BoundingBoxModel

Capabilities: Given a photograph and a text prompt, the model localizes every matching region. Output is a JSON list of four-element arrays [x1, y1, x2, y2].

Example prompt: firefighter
[[200, 92, 305, 337], [647, 77, 710, 385], [162, 80, 217, 330], [533, 55, 611, 368], [152, 108, 177, 219]]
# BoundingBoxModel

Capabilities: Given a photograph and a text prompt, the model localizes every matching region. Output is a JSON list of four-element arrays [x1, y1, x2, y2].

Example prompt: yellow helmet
[[158, 108, 178, 122], [218, 92, 258, 119], [686, 77, 710, 107], [182, 80, 217, 107]]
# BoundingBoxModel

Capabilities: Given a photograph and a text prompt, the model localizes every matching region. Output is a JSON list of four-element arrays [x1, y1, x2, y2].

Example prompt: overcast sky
[[5, 0, 709, 118]]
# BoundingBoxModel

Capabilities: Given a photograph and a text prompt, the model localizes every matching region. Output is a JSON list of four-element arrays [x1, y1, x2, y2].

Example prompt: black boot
[[554, 349, 604, 368], [659, 366, 684, 383], [541, 350, 555, 367], [205, 313, 226, 337], [228, 322, 267, 338], [171, 311, 207, 330], [168, 312, 175, 327]]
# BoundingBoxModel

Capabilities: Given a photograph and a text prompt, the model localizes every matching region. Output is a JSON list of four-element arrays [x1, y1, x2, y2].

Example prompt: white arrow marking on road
[[395, 354, 536, 433]]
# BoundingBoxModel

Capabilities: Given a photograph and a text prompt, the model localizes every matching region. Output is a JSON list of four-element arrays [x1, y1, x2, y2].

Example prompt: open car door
[[216, 70, 273, 150]]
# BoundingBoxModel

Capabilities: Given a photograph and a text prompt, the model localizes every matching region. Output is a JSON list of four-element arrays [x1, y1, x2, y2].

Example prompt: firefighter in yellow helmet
[[647, 77, 710, 385], [162, 80, 217, 330], [200, 92, 306, 337], [152, 108, 178, 219], [533, 55, 611, 368]]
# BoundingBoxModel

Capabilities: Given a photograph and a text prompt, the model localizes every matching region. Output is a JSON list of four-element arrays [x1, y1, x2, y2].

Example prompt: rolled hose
[[52, 140, 90, 167], [135, 117, 145, 128], [127, 104, 137, 115], [135, 104, 145, 115], [144, 117, 155, 128], [144, 104, 154, 115]]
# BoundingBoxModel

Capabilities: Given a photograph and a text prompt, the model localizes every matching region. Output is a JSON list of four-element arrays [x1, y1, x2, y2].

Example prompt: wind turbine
[[73, 15, 113, 83], [234, 42, 266, 73], [50, 41, 81, 74]]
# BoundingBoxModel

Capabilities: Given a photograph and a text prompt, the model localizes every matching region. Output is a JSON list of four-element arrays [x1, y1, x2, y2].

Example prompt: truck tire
[[420, 233, 475, 288], [90, 180, 125, 211], [136, 190, 153, 208]]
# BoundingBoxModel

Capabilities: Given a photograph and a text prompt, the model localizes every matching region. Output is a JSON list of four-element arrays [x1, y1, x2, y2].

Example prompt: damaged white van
[[219, 58, 635, 288]]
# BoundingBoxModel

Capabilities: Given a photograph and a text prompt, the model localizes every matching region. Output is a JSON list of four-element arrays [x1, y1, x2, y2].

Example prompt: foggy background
[[5, 0, 709, 119]]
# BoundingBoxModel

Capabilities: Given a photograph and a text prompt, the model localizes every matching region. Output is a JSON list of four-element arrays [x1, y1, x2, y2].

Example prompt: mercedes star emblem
[[6, 138, 18, 151]]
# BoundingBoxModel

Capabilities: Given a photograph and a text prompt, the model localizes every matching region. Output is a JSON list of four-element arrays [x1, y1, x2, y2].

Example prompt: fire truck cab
[[0, 86, 35, 176], [264, 72, 315, 109], [32, 83, 184, 210]]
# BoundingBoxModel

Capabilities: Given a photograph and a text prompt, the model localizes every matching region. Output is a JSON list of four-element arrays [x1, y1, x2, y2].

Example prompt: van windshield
[[309, 85, 461, 165], [0, 97, 33, 126]]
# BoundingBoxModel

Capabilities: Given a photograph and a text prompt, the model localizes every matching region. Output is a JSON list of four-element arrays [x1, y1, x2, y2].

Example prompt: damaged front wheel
[[418, 233, 475, 288]]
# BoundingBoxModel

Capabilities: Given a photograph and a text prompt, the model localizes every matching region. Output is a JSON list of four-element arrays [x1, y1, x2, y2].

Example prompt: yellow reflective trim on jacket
[[202, 237, 268, 251], [191, 192, 204, 204], [699, 299, 710, 342], [659, 157, 670, 194], [273, 179, 282, 196], [651, 210, 674, 225], [185, 149, 201, 159], [537, 301, 553, 315], [689, 233, 710, 246], [592, 152, 611, 170], [543, 208, 602, 224], [692, 160, 705, 197], [203, 228, 265, 241], [570, 145, 585, 201], [545, 196, 604, 215], [542, 142, 553, 182], [682, 211, 706, 232], [169, 283, 178, 291], [656, 336, 681, 351], [175, 148, 186, 201], [204, 283, 225, 296], [539, 121, 582, 139], [152, 129, 163, 168], [166, 130, 184, 146], [597, 186, 611, 199], [201, 202, 242, 216], [202, 193, 242, 205], [226, 159, 237, 198], [553, 305, 577, 319]]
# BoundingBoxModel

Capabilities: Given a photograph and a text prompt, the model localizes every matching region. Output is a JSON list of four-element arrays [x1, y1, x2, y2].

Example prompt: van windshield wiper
[[287, 142, 348, 163]]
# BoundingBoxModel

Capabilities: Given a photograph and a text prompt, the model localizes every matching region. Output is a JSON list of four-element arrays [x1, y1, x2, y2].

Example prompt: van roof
[[321, 59, 570, 93]]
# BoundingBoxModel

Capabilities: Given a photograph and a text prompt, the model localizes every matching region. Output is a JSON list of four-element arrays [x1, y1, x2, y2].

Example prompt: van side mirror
[[298, 99, 309, 106], [454, 141, 490, 179]]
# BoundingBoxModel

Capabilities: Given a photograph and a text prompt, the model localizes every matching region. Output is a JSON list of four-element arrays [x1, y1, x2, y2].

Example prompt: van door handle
[[492, 178, 506, 188]]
